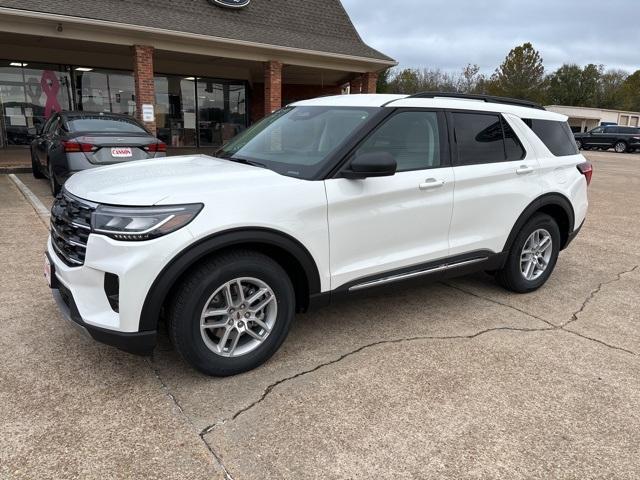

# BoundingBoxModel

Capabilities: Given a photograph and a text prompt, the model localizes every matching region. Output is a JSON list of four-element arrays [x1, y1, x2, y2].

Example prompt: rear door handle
[[516, 165, 534, 175], [419, 178, 445, 190]]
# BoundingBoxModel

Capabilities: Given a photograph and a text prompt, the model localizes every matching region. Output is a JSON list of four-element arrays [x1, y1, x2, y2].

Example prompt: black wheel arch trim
[[138, 227, 322, 332], [503, 193, 576, 253]]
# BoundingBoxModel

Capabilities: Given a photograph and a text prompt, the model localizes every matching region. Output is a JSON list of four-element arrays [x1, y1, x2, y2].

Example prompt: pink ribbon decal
[[41, 70, 62, 119]]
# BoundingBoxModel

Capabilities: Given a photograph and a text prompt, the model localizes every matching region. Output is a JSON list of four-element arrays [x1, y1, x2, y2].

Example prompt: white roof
[[290, 94, 567, 121]]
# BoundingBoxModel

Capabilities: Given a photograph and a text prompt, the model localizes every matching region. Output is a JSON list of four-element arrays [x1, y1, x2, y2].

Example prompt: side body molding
[[138, 228, 322, 332]]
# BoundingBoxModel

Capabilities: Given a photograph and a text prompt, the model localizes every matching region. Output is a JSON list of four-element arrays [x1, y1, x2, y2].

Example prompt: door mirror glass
[[343, 152, 397, 179]]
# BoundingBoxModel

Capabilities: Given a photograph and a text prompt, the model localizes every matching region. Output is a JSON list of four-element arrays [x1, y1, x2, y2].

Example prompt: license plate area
[[111, 147, 133, 158]]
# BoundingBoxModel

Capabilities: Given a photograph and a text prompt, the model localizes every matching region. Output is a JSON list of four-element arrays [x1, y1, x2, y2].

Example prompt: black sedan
[[31, 111, 166, 194]]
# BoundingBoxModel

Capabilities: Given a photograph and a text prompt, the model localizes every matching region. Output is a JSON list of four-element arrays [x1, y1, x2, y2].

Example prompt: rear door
[[447, 111, 542, 255], [325, 109, 454, 289]]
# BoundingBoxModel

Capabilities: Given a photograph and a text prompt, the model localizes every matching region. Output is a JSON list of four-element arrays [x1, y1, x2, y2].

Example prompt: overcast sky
[[341, 0, 639, 74]]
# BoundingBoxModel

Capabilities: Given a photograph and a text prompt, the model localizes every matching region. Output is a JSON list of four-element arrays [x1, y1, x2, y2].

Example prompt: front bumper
[[51, 279, 156, 355], [46, 225, 194, 355]]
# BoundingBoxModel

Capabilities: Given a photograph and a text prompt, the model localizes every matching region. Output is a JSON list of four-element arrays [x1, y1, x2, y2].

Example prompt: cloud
[[342, 0, 639, 73]]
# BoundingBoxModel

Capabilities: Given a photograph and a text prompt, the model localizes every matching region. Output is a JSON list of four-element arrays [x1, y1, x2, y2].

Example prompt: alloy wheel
[[615, 142, 626, 153], [520, 229, 553, 281], [199, 277, 277, 358], [575, 140, 582, 149]]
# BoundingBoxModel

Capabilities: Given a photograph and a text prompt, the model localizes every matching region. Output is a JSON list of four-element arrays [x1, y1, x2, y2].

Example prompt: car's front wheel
[[168, 250, 295, 376], [31, 149, 45, 179], [575, 139, 582, 150], [48, 161, 61, 195], [495, 214, 561, 293]]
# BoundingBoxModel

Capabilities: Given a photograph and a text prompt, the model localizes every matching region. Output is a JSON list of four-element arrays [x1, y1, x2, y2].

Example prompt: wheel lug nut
[[227, 319, 233, 326], [238, 321, 244, 328], [240, 304, 246, 309], [245, 312, 250, 318]]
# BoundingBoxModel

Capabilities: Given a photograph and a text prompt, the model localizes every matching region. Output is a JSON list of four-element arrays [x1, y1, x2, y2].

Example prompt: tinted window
[[524, 119, 579, 157], [502, 118, 526, 161], [604, 127, 617, 134], [355, 111, 442, 172], [619, 126, 640, 134], [453, 113, 505, 165], [591, 127, 604, 134], [65, 116, 148, 134]]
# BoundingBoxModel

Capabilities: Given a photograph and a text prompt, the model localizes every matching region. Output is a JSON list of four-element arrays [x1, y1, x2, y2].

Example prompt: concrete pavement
[[1, 151, 639, 479]]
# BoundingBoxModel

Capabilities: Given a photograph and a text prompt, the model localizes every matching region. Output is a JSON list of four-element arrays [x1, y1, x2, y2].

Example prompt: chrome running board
[[348, 257, 488, 292]]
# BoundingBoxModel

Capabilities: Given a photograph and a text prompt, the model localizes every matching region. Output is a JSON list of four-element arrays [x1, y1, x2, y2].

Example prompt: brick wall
[[251, 83, 343, 123], [132, 45, 156, 134], [264, 60, 283, 116], [361, 72, 378, 94]]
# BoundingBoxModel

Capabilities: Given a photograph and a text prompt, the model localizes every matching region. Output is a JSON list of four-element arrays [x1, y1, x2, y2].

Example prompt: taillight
[[63, 140, 96, 153], [577, 161, 593, 186], [144, 142, 167, 153]]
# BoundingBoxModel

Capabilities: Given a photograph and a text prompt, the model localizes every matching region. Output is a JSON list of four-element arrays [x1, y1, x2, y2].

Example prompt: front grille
[[50, 191, 96, 266]]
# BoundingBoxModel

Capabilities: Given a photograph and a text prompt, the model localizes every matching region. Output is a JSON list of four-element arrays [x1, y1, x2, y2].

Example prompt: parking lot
[[1, 150, 639, 479]]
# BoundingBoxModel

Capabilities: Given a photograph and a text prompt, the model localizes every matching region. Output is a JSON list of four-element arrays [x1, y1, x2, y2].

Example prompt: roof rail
[[407, 92, 546, 110]]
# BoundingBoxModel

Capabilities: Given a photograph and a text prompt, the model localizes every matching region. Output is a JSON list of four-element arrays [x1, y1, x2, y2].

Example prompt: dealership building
[[0, 0, 395, 154], [546, 105, 640, 133]]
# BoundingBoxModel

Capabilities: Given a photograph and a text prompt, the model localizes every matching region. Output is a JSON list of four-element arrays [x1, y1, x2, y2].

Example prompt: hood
[[64, 155, 296, 206]]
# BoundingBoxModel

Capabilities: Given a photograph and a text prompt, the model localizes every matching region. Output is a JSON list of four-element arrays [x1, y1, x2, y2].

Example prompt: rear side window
[[453, 113, 525, 166], [619, 126, 640, 134], [523, 119, 578, 157]]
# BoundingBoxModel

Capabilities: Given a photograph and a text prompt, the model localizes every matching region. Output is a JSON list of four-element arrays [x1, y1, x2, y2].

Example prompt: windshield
[[66, 117, 148, 134], [217, 106, 380, 179]]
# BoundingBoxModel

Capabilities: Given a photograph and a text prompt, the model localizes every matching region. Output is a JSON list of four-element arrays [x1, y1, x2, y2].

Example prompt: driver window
[[591, 127, 604, 134], [354, 111, 441, 172]]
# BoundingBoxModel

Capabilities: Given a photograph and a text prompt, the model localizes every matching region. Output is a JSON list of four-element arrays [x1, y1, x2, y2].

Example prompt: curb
[[8, 173, 50, 227]]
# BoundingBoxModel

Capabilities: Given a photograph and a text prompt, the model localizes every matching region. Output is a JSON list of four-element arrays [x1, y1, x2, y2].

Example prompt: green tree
[[546, 64, 602, 107], [621, 70, 640, 111], [376, 68, 392, 93], [490, 42, 545, 102], [597, 69, 628, 109]]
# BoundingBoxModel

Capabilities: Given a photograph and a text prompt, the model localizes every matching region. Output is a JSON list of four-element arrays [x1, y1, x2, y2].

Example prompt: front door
[[325, 110, 454, 289]]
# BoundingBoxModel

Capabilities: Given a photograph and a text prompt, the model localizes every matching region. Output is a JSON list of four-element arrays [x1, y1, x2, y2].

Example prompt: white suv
[[46, 93, 591, 376]]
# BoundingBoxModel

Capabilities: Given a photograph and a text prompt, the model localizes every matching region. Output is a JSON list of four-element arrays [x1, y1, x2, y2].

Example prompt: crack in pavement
[[200, 264, 640, 437], [200, 326, 554, 434], [147, 358, 236, 480], [561, 265, 639, 329]]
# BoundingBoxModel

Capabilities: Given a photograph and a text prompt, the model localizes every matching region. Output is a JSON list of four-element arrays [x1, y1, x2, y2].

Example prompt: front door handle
[[419, 178, 445, 190], [516, 165, 534, 175]]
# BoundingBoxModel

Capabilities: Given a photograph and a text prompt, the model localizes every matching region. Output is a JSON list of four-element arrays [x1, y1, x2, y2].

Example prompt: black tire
[[31, 149, 45, 179], [495, 214, 561, 293], [614, 141, 627, 154], [48, 161, 61, 196], [168, 250, 295, 376]]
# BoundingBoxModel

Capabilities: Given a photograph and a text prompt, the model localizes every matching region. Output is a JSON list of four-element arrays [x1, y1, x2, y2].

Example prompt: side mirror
[[342, 152, 397, 179]]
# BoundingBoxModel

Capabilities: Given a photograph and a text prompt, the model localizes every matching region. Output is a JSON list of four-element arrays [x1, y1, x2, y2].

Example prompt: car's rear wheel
[[31, 149, 45, 179], [168, 250, 295, 376], [495, 214, 560, 293], [614, 141, 627, 153], [48, 161, 61, 196]]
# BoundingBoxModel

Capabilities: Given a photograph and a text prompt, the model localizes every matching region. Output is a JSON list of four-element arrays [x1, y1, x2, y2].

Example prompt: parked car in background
[[31, 111, 166, 194], [46, 93, 591, 376], [574, 125, 640, 153]]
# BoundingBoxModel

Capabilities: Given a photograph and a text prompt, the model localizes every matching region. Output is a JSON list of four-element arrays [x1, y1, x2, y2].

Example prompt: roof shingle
[[0, 0, 394, 62]]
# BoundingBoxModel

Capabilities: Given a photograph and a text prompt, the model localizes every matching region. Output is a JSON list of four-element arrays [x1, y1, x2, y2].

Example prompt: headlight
[[91, 204, 203, 241]]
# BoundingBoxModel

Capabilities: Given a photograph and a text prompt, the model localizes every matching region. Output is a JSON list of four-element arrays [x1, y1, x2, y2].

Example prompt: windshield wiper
[[225, 157, 267, 169]]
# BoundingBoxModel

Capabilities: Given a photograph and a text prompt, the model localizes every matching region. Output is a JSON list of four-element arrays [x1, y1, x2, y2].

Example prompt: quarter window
[[502, 118, 526, 161], [355, 111, 442, 172], [524, 119, 579, 157]]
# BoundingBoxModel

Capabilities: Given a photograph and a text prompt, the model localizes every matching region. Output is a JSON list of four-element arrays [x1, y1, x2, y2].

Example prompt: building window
[[197, 79, 247, 148], [155, 75, 197, 147], [0, 61, 72, 146], [74, 67, 136, 115]]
